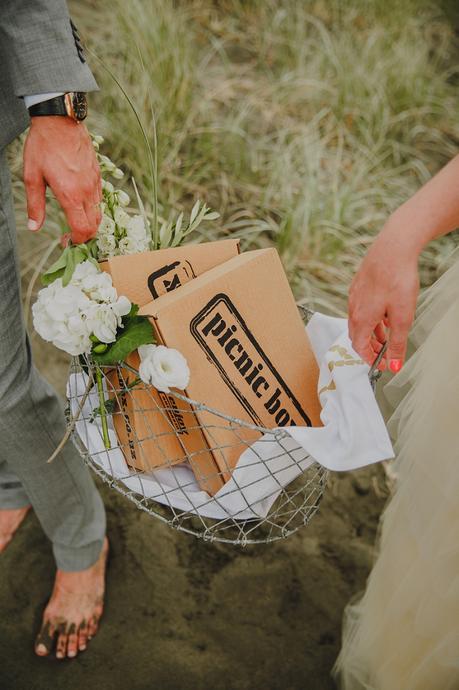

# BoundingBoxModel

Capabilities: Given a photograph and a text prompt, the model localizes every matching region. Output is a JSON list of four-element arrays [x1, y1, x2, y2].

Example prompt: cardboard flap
[[101, 239, 240, 306]]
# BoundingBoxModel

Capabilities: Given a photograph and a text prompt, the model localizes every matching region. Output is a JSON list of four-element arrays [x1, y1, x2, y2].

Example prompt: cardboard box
[[139, 248, 322, 486], [107, 351, 223, 495], [100, 239, 240, 306], [104, 240, 240, 494]]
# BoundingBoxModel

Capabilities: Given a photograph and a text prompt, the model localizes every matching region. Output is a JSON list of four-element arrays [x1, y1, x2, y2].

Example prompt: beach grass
[[10, 0, 459, 316]]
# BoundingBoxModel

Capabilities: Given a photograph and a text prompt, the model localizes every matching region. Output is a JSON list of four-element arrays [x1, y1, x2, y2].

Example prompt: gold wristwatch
[[27, 92, 88, 122]]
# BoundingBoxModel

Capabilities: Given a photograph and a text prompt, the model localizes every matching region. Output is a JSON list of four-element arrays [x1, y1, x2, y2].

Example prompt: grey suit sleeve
[[0, 0, 98, 97]]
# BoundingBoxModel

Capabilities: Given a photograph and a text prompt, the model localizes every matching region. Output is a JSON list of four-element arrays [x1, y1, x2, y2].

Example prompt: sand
[[0, 340, 388, 690]]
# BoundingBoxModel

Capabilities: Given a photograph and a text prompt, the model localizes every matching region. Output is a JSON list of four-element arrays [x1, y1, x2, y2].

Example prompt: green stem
[[95, 366, 111, 449]]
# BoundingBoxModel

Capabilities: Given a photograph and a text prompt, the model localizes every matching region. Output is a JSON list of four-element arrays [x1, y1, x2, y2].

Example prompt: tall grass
[[10, 0, 459, 317]]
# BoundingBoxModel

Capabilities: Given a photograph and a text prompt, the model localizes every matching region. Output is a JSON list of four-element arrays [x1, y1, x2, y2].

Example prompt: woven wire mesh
[[66, 308, 382, 545]]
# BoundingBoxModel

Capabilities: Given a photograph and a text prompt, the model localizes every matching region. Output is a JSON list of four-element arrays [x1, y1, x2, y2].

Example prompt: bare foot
[[35, 537, 109, 659], [0, 506, 31, 552]]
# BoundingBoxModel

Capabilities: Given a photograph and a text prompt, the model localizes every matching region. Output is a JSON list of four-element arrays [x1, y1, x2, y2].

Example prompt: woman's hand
[[23, 116, 102, 244], [348, 223, 420, 373]]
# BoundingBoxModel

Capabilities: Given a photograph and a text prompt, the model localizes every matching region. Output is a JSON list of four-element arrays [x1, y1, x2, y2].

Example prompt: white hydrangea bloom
[[85, 302, 119, 344], [32, 279, 93, 356], [32, 261, 132, 356]]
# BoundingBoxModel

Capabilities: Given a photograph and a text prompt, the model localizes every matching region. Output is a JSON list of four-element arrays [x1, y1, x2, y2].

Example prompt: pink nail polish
[[389, 359, 402, 373], [28, 218, 39, 231]]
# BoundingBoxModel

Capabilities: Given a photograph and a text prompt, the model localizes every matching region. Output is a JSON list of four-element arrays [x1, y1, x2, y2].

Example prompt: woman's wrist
[[380, 205, 430, 260]]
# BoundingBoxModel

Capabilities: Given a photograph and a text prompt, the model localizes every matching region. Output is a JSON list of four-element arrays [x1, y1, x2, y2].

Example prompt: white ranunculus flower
[[138, 344, 190, 393]]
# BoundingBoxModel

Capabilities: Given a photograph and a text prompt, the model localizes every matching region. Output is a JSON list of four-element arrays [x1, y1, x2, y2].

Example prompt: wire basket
[[66, 308, 383, 545]]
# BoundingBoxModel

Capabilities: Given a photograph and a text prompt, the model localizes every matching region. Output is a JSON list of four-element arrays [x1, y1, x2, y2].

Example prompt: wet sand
[[0, 338, 387, 690]]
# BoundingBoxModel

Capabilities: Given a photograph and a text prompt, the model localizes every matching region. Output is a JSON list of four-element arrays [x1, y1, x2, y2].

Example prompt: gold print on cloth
[[318, 346, 365, 396]]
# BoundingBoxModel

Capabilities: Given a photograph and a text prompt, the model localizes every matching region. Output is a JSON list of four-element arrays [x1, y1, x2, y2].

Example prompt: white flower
[[102, 180, 114, 193], [32, 279, 93, 356], [98, 214, 116, 236], [112, 295, 132, 318], [85, 303, 119, 344], [99, 155, 116, 172], [126, 214, 148, 241], [71, 260, 99, 285], [97, 232, 117, 259], [118, 235, 145, 255], [113, 207, 130, 229], [138, 344, 190, 393], [71, 261, 117, 303], [32, 262, 132, 355], [116, 190, 130, 207], [113, 168, 124, 179]]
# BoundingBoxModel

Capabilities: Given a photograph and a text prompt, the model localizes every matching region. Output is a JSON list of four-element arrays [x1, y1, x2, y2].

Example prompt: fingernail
[[389, 358, 403, 373], [28, 218, 39, 231]]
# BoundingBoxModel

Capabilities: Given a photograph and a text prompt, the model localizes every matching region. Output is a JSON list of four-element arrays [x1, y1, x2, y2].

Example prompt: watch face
[[72, 92, 88, 121]]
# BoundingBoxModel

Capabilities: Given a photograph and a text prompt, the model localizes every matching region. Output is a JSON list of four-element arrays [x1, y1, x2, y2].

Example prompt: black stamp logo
[[190, 293, 312, 428], [148, 260, 196, 299]]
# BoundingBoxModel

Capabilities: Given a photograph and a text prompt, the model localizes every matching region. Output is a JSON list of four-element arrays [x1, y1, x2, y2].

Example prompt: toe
[[87, 614, 100, 640], [67, 623, 78, 658], [35, 619, 55, 657], [56, 626, 68, 660], [78, 621, 88, 651]]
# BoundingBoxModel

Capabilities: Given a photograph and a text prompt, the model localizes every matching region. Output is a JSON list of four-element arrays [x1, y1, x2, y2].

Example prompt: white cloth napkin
[[68, 313, 394, 520]]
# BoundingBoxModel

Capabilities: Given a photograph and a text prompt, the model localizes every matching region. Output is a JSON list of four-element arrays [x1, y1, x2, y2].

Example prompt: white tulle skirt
[[333, 250, 459, 690]]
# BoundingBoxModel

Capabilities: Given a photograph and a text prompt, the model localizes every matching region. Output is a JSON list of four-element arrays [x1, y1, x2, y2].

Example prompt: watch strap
[[28, 95, 68, 117]]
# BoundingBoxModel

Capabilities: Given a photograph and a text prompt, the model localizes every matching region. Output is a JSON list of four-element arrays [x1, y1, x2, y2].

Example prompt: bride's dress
[[334, 249, 459, 689]]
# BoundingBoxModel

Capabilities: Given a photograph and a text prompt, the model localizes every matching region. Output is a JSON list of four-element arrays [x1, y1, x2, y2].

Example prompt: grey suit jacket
[[0, 0, 98, 150]]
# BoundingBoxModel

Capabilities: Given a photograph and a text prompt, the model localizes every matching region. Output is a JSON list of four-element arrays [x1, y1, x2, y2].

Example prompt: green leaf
[[189, 200, 200, 224], [92, 315, 155, 365], [41, 246, 70, 285], [62, 249, 76, 286], [43, 246, 70, 276], [41, 267, 66, 286], [61, 246, 90, 286]]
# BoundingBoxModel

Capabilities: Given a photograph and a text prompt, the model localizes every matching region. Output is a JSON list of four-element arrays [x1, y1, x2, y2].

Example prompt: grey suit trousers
[[0, 150, 105, 571]]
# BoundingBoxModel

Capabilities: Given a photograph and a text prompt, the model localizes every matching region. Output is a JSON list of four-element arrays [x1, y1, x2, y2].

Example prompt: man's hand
[[348, 225, 420, 373], [23, 117, 102, 244]]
